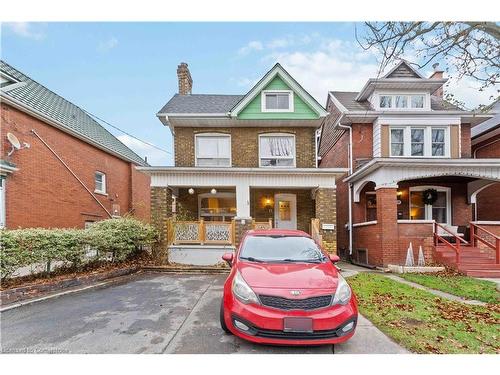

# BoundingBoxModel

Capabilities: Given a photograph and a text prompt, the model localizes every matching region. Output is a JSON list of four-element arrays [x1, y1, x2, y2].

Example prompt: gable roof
[[230, 63, 327, 117], [0, 60, 148, 166], [383, 61, 424, 79], [158, 94, 244, 115]]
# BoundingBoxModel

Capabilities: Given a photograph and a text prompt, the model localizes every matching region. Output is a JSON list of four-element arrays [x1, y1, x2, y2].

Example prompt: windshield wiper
[[240, 256, 265, 263], [282, 258, 323, 264]]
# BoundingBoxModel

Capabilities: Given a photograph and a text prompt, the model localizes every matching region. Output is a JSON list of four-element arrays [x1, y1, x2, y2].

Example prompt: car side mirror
[[222, 253, 234, 266], [329, 254, 340, 263]]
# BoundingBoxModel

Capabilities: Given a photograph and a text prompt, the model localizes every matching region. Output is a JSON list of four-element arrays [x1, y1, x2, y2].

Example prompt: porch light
[[211, 188, 217, 195], [397, 191, 403, 197], [188, 188, 195, 195]]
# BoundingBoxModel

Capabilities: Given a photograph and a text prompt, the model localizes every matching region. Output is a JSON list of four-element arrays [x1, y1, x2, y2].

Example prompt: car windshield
[[239, 235, 326, 263]]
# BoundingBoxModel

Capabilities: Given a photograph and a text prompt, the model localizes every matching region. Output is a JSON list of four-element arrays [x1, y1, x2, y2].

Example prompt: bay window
[[389, 126, 449, 157], [259, 134, 296, 167], [195, 134, 231, 167]]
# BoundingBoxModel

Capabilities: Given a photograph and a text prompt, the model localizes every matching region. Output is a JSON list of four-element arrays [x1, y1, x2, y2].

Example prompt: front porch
[[145, 166, 344, 265], [344, 158, 500, 275]]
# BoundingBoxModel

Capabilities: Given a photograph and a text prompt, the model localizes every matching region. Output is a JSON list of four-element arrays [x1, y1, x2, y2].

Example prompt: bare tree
[[357, 22, 500, 107]]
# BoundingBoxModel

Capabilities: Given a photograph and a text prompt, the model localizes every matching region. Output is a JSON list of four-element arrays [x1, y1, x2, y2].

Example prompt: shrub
[[0, 218, 157, 281]]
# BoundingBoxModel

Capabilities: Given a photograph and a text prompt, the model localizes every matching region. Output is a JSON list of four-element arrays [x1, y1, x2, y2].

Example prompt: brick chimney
[[177, 62, 193, 95], [429, 63, 445, 98]]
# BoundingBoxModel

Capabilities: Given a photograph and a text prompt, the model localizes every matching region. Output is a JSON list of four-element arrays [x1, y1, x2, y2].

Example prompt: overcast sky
[[2, 22, 496, 165]]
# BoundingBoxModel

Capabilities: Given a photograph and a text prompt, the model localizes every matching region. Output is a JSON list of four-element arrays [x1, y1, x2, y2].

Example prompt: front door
[[274, 193, 297, 230]]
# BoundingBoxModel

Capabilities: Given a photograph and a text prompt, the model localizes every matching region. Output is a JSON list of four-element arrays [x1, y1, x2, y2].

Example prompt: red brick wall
[[351, 123, 373, 170], [376, 188, 400, 265], [472, 134, 500, 158], [397, 223, 434, 264], [460, 123, 472, 158], [1, 103, 150, 228], [352, 223, 381, 266]]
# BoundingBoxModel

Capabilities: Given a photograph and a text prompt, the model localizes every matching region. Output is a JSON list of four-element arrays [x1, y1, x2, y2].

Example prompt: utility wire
[[83, 109, 172, 154]]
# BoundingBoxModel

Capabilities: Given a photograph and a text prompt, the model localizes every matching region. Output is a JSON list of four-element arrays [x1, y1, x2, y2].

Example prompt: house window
[[411, 95, 425, 108], [390, 128, 405, 156], [410, 128, 425, 156], [432, 129, 445, 156], [389, 126, 449, 157], [195, 134, 231, 167], [379, 95, 392, 108], [395, 95, 408, 108], [261, 90, 293, 112], [259, 134, 296, 167], [198, 192, 236, 221], [94, 172, 106, 194], [409, 187, 450, 224]]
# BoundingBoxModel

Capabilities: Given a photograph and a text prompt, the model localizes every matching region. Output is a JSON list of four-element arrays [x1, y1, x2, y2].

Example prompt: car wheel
[[220, 300, 231, 334]]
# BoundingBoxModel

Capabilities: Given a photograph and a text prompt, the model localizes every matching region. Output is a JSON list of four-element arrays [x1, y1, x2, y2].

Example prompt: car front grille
[[259, 294, 332, 310]]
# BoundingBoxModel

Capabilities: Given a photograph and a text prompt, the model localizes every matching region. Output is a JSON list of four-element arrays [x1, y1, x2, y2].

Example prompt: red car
[[220, 229, 358, 346]]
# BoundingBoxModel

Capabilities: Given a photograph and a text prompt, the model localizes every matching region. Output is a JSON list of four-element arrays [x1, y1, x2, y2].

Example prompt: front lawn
[[348, 273, 500, 354], [399, 273, 499, 304]]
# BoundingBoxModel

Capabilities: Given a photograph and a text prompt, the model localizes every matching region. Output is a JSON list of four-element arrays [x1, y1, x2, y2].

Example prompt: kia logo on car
[[290, 290, 301, 296]]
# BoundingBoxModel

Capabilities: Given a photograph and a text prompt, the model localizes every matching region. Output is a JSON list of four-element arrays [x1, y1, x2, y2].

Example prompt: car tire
[[220, 300, 231, 334]]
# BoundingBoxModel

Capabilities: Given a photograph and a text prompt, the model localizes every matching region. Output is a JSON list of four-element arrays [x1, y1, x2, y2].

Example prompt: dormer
[[358, 61, 447, 112]]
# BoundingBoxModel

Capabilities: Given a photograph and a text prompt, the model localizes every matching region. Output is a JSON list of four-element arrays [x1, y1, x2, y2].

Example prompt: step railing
[[470, 222, 500, 264], [434, 222, 469, 264], [252, 218, 273, 230]]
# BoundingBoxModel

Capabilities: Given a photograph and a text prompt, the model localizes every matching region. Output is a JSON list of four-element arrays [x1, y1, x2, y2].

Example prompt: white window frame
[[375, 91, 430, 111], [409, 186, 452, 225], [410, 127, 426, 156], [389, 125, 450, 158], [258, 133, 296, 168], [194, 133, 232, 167], [0, 177, 5, 229], [94, 171, 107, 195], [261, 90, 294, 113]]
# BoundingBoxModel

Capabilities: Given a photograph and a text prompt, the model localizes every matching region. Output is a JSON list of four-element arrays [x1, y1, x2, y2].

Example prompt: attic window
[[378, 94, 427, 110], [261, 90, 294, 112]]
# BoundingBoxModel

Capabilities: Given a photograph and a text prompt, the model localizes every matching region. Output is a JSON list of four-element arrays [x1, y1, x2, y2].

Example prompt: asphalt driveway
[[0, 272, 407, 354]]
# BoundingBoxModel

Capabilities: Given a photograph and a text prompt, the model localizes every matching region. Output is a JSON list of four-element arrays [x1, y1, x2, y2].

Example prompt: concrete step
[[458, 263, 500, 270], [464, 269, 500, 278]]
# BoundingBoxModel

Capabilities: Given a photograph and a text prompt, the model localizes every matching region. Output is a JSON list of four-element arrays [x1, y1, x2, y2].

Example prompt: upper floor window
[[195, 133, 231, 167], [95, 171, 106, 194], [378, 94, 426, 110], [259, 134, 296, 167], [389, 126, 449, 157], [261, 90, 294, 112]]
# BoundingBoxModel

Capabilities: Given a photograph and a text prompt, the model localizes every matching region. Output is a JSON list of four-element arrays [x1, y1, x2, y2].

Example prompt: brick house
[[318, 61, 500, 276], [472, 100, 500, 221], [0, 60, 151, 229], [140, 63, 346, 265]]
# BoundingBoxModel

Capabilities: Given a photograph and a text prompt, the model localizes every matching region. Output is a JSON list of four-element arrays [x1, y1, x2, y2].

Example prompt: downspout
[[31, 129, 113, 218], [337, 118, 353, 255]]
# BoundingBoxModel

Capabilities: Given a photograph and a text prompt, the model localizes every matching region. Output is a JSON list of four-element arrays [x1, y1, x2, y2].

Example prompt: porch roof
[[138, 166, 347, 189], [344, 158, 500, 202]]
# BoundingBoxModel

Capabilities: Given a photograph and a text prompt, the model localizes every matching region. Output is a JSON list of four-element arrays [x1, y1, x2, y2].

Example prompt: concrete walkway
[[383, 274, 487, 306], [1, 272, 408, 354]]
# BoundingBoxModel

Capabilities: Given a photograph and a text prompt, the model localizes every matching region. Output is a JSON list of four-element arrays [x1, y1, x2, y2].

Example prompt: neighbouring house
[[140, 62, 346, 265], [0, 60, 151, 229], [318, 61, 500, 277], [471, 99, 500, 221]]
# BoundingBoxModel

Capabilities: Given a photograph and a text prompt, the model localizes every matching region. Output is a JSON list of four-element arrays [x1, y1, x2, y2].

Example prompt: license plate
[[283, 317, 313, 332]]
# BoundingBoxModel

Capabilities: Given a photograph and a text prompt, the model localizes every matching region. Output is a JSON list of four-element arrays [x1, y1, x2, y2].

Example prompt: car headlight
[[332, 274, 352, 306], [232, 271, 259, 305]]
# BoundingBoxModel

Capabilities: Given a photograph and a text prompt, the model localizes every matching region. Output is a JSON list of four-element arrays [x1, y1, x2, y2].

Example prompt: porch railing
[[252, 218, 273, 230], [433, 222, 469, 264], [470, 222, 500, 264], [171, 219, 234, 245]]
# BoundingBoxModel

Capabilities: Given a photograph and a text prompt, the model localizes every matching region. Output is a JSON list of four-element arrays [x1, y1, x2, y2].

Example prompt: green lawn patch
[[348, 273, 500, 354], [399, 273, 499, 304]]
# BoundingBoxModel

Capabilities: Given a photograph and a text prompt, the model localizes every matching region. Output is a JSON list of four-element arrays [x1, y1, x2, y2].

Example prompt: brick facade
[[315, 188, 337, 254], [1, 103, 150, 229], [174, 127, 316, 168]]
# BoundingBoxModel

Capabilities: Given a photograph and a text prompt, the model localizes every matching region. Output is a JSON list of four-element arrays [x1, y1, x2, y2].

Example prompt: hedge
[[0, 218, 157, 281]]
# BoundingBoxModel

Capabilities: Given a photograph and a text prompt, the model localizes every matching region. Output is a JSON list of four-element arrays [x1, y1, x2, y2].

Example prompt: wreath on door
[[422, 188, 438, 205]]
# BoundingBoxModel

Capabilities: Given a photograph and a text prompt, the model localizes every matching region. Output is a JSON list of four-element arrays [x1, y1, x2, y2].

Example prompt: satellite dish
[[7, 133, 21, 156]]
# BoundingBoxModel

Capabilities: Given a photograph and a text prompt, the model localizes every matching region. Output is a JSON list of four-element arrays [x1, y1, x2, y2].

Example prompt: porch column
[[315, 187, 337, 254], [375, 186, 399, 266], [150, 186, 173, 264], [236, 183, 251, 219]]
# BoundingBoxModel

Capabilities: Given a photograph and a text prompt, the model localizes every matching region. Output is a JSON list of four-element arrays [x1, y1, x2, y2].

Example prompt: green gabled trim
[[230, 63, 328, 118]]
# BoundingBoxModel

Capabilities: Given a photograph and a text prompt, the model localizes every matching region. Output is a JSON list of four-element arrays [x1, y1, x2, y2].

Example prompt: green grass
[[398, 273, 499, 304], [348, 273, 500, 354]]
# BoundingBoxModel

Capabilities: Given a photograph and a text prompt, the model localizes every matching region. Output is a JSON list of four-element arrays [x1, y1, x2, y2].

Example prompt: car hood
[[238, 261, 339, 290]]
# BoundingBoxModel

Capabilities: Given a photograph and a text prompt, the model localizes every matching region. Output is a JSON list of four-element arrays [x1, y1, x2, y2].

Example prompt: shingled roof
[[158, 94, 244, 114], [0, 60, 148, 166], [329, 91, 462, 112]]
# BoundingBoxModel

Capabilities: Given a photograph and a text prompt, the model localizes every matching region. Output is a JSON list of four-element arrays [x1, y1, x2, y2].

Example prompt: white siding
[[373, 121, 381, 157]]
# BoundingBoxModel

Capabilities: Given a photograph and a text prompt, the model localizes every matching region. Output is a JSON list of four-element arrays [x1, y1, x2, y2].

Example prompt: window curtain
[[262, 136, 293, 157]]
